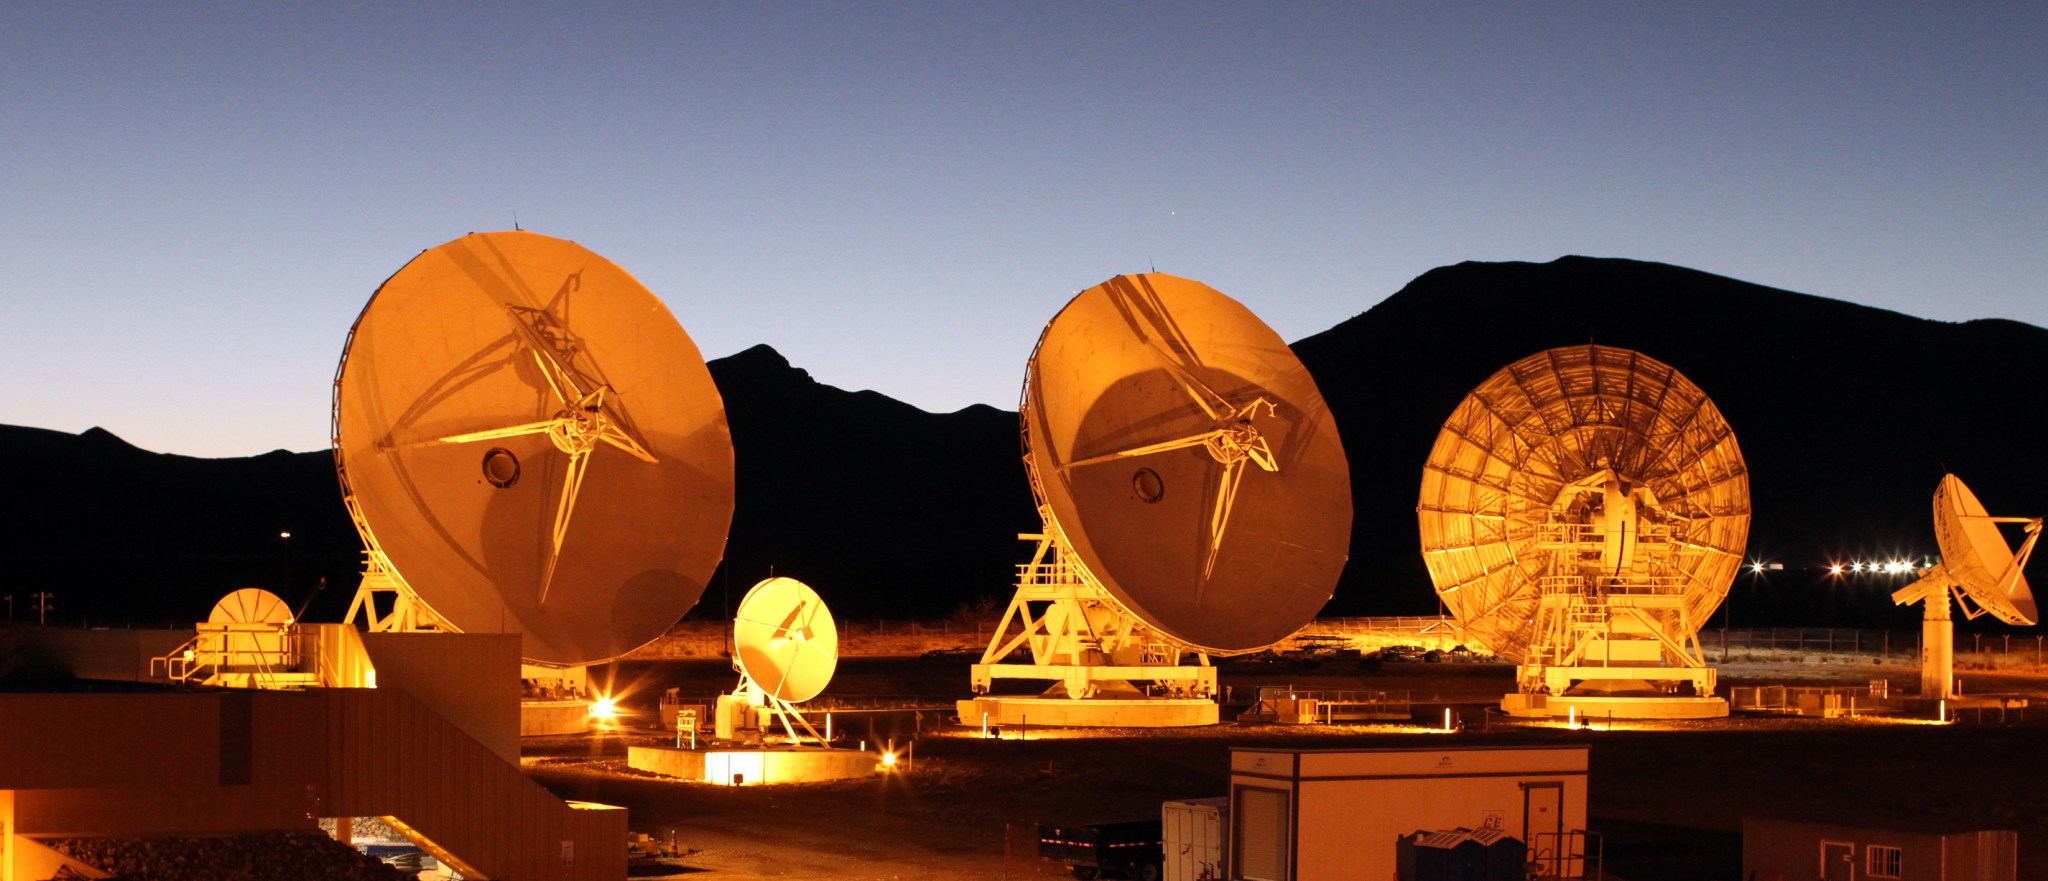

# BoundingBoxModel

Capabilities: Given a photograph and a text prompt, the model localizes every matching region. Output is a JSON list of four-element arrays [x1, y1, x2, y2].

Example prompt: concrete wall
[[1229, 745, 1589, 881], [1743, 816, 2017, 881], [0, 628, 189, 682], [359, 632, 520, 764]]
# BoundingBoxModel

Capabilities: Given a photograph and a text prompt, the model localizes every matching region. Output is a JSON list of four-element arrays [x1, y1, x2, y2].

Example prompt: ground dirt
[[526, 651, 2048, 881]]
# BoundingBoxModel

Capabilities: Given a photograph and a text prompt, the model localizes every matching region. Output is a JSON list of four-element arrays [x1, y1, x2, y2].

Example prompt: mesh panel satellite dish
[[1023, 273, 1352, 653], [732, 577, 839, 703], [1417, 344, 1750, 663], [1914, 474, 2039, 625], [334, 230, 735, 666], [208, 588, 294, 625]]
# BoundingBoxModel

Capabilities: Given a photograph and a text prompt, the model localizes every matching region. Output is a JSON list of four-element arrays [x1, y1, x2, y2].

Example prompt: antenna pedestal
[[1893, 572, 1960, 701], [1919, 591, 1955, 701], [716, 680, 825, 746], [959, 533, 1219, 728], [1501, 521, 1728, 719]]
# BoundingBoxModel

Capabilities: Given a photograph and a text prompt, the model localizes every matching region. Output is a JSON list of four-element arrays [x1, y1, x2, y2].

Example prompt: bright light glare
[[590, 696, 618, 719], [1829, 564, 1844, 575], [880, 751, 898, 767], [1749, 561, 1765, 574]]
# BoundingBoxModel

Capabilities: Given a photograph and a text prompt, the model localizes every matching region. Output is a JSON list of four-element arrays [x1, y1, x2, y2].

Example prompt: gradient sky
[[5, 3, 2043, 457]]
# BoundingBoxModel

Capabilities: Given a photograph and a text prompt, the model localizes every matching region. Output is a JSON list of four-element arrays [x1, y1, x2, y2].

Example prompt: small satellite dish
[[333, 231, 735, 666], [1023, 273, 1352, 653], [1923, 474, 2039, 625], [732, 577, 840, 704], [208, 588, 294, 625], [1893, 474, 2042, 701], [719, 577, 837, 744]]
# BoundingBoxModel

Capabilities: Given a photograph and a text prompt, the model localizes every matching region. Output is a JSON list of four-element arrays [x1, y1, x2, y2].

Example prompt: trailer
[[1039, 819, 1165, 880]]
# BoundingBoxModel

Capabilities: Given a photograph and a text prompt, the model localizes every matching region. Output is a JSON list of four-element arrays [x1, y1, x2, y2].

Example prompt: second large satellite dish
[[1418, 344, 1751, 661], [1023, 273, 1352, 652], [334, 231, 735, 666]]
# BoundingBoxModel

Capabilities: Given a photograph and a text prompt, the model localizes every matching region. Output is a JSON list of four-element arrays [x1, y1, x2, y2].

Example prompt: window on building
[[1866, 844, 1902, 879]]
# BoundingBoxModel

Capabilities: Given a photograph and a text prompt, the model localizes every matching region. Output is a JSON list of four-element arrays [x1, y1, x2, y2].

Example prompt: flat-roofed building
[[1228, 745, 1589, 880]]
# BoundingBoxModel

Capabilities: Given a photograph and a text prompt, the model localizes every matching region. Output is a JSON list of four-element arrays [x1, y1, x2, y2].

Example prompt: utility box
[[1164, 797, 1228, 881], [1396, 827, 1528, 881], [1228, 745, 1589, 881], [1744, 815, 2016, 881]]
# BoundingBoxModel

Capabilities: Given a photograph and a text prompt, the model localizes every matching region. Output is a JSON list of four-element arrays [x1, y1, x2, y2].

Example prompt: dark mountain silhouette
[[0, 345, 1036, 628], [4, 256, 2044, 634], [700, 344, 1034, 621]]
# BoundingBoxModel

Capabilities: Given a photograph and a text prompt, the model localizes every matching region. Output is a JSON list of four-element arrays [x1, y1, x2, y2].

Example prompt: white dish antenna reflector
[[333, 230, 736, 666], [1022, 273, 1352, 653], [1907, 474, 2040, 625], [732, 577, 839, 704]]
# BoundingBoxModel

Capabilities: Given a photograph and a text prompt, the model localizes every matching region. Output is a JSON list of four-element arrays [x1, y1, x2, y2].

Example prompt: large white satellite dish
[[333, 230, 735, 667], [967, 273, 1351, 726], [1893, 473, 2042, 700], [1418, 344, 1749, 718]]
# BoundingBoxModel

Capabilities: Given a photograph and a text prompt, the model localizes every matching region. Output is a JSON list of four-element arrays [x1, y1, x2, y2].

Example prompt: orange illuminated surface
[[333, 231, 734, 666], [1023, 273, 1352, 653]]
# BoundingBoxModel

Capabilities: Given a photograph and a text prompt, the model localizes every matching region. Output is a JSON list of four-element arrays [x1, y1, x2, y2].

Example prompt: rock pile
[[43, 831, 414, 881]]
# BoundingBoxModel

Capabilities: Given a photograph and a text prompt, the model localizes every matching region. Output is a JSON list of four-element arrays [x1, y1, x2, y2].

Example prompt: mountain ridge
[[7, 256, 2045, 633]]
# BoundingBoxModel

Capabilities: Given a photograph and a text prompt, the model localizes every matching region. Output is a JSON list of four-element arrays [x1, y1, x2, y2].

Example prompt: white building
[[1227, 744, 1590, 880]]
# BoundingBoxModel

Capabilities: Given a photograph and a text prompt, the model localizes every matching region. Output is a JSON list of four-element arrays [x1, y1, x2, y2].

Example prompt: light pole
[[31, 591, 53, 626]]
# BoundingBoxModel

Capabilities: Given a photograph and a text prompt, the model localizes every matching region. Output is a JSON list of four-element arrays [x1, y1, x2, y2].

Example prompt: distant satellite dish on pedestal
[[626, 577, 876, 785], [962, 273, 1352, 728], [718, 577, 838, 745], [163, 588, 300, 689], [209, 588, 294, 625], [1418, 345, 1748, 719], [1892, 474, 2041, 701], [332, 230, 735, 668]]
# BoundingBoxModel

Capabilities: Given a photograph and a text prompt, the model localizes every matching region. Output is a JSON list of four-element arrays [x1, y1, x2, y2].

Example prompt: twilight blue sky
[[4, 3, 2044, 457]]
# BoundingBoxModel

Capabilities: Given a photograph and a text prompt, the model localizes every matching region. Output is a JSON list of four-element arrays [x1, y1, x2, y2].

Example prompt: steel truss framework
[[971, 526, 1217, 701]]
